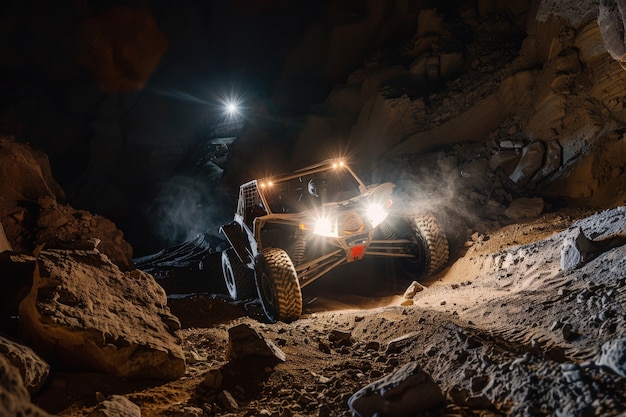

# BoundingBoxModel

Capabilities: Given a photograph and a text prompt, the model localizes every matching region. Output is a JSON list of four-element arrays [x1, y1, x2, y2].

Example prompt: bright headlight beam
[[313, 216, 338, 237], [366, 203, 388, 228]]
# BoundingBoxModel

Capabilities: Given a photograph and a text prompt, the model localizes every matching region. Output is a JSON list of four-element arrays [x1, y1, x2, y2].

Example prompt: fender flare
[[220, 220, 256, 267]]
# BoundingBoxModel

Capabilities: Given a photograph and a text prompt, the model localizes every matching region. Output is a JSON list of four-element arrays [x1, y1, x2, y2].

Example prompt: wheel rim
[[399, 232, 427, 275], [408, 236, 426, 265], [222, 254, 237, 298], [258, 270, 278, 319]]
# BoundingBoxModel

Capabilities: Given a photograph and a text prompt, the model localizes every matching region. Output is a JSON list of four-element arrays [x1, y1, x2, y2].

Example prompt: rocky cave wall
[[1, 0, 626, 253], [289, 0, 626, 212]]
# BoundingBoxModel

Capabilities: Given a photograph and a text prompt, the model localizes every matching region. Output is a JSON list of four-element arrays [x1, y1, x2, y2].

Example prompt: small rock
[[202, 368, 223, 390], [505, 197, 544, 220], [448, 386, 492, 409], [597, 338, 626, 377], [88, 394, 140, 417], [470, 375, 490, 393], [489, 149, 520, 171], [227, 323, 286, 362], [348, 362, 444, 417], [403, 281, 424, 299], [386, 332, 420, 354], [561, 364, 583, 383], [562, 324, 579, 342], [329, 330, 353, 348], [173, 406, 204, 417], [560, 227, 602, 271], [217, 390, 238, 412], [500, 140, 525, 149], [508, 141, 545, 185], [464, 394, 493, 409], [187, 349, 204, 364], [318, 375, 332, 384]]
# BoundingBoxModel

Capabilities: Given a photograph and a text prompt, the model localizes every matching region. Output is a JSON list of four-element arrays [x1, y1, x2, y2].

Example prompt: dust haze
[[145, 175, 231, 247], [373, 148, 494, 250]]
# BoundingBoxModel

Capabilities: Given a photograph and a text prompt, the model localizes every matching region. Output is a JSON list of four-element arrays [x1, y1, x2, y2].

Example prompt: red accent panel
[[350, 245, 365, 261]]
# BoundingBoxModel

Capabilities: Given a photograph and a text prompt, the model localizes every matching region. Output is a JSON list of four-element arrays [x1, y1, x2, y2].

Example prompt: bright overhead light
[[219, 91, 245, 120], [226, 102, 238, 116]]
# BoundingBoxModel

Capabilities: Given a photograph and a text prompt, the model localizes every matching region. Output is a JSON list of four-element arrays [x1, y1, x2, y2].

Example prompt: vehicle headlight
[[313, 216, 338, 237], [366, 203, 388, 228]]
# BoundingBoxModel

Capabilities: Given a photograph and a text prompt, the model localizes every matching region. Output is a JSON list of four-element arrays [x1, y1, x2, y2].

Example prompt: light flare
[[366, 203, 389, 227], [218, 90, 245, 120], [313, 216, 338, 237]]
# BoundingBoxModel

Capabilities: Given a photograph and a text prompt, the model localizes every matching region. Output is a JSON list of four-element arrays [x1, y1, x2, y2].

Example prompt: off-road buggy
[[219, 159, 449, 322]]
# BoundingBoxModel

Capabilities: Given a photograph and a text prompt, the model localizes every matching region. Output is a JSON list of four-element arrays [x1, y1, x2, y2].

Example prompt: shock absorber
[[379, 221, 397, 240], [292, 236, 307, 266]]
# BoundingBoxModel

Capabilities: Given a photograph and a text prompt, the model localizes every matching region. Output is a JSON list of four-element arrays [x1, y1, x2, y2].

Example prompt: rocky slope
[[31, 205, 626, 417]]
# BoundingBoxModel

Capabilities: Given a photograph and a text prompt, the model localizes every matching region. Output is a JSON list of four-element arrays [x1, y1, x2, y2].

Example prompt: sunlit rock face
[[529, 4, 626, 206], [291, 0, 626, 210], [290, 1, 531, 169], [18, 248, 185, 380]]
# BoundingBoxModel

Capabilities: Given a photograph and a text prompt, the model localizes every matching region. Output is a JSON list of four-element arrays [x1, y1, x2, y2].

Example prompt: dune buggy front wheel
[[380, 213, 449, 278], [255, 248, 303, 323], [409, 213, 449, 277]]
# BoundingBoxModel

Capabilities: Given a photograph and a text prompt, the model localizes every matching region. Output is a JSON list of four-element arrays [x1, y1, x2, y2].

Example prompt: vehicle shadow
[[301, 257, 417, 313]]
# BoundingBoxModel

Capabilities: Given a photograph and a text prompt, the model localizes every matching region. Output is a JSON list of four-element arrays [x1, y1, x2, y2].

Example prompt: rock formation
[[0, 137, 186, 412]]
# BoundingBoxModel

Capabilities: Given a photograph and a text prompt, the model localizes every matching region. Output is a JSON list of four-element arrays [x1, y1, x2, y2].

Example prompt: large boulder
[[18, 248, 185, 380]]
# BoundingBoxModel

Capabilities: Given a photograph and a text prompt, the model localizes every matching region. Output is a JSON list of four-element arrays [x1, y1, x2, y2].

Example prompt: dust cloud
[[373, 149, 495, 250], [145, 175, 231, 247]]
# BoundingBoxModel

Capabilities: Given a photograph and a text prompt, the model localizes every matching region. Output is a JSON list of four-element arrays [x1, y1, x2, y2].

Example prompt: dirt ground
[[32, 203, 626, 417]]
